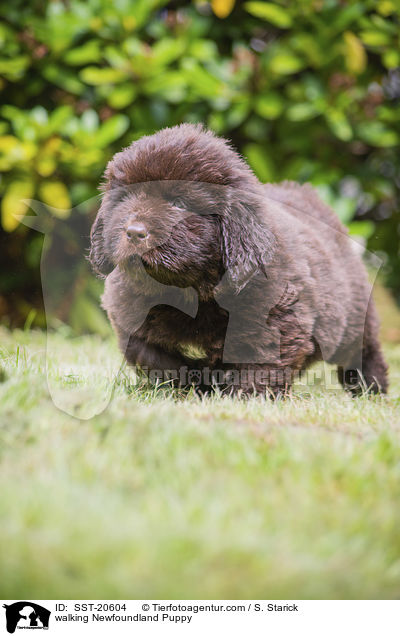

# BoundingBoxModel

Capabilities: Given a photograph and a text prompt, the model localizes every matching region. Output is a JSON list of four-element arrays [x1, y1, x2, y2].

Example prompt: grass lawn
[[1, 288, 400, 600]]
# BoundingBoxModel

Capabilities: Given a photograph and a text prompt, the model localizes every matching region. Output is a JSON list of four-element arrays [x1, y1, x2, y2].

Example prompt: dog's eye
[[170, 198, 185, 210]]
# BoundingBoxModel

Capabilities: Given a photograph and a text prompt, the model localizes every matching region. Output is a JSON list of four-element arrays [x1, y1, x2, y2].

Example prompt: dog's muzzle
[[126, 222, 148, 242]]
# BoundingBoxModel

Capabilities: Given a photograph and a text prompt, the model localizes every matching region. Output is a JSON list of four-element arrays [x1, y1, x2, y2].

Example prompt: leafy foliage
[[0, 0, 399, 328]]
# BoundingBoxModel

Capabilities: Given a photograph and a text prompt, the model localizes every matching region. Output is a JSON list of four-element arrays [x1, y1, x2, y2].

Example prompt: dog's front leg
[[118, 330, 211, 392], [122, 333, 187, 373]]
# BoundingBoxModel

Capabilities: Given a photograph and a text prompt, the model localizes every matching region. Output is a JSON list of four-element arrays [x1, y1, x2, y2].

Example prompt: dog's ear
[[89, 207, 114, 277], [219, 190, 276, 293]]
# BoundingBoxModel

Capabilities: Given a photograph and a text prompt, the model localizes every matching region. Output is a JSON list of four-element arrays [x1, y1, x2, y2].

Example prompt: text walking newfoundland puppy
[[89, 124, 388, 396]]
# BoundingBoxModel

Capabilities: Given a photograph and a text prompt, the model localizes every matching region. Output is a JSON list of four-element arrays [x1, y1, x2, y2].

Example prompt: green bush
[[1, 0, 399, 328]]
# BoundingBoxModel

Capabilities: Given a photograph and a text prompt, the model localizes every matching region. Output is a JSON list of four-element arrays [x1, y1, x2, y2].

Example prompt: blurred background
[[0, 0, 399, 335]]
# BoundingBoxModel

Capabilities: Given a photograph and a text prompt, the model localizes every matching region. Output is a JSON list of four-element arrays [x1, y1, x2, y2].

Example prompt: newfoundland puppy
[[89, 124, 388, 396]]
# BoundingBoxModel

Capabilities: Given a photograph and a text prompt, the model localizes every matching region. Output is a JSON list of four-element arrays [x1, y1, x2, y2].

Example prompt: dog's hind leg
[[338, 300, 388, 395]]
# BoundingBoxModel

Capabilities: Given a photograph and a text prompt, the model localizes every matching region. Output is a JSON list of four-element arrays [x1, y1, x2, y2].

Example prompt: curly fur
[[90, 124, 388, 396]]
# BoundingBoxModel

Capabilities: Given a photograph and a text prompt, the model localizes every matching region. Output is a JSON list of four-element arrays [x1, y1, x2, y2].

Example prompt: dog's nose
[[126, 222, 148, 241]]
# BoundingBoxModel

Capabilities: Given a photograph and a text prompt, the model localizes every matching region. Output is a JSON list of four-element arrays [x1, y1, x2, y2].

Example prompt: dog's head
[[89, 124, 276, 293]]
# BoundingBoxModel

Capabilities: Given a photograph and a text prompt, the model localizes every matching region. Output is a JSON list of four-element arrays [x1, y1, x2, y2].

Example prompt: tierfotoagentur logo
[[2, 603, 51, 634]]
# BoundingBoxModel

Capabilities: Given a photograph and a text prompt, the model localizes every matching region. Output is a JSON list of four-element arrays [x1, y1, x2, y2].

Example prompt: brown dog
[[89, 124, 388, 396]]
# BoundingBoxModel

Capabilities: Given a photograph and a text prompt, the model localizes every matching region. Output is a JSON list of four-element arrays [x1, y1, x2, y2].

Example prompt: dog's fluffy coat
[[90, 124, 388, 395]]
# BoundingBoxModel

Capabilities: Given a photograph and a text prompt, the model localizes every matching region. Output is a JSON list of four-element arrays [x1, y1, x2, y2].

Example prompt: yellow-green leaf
[[94, 115, 129, 148], [2, 179, 34, 232], [269, 53, 305, 75], [287, 102, 320, 121], [79, 66, 128, 85], [357, 121, 398, 147], [39, 182, 71, 218], [0, 136, 36, 171], [383, 49, 400, 69], [36, 157, 57, 177], [343, 32, 367, 74], [377, 0, 396, 16], [255, 93, 284, 119], [245, 2, 292, 28], [348, 220, 375, 239], [359, 30, 390, 47], [107, 84, 137, 109], [64, 41, 101, 66], [0, 135, 19, 153], [0, 135, 19, 171], [325, 109, 353, 141], [211, 0, 235, 18], [122, 15, 137, 31]]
